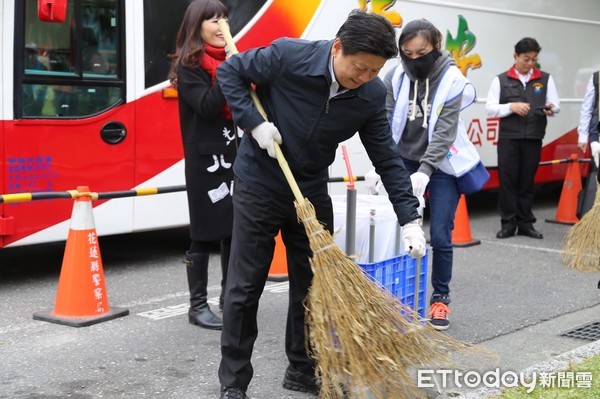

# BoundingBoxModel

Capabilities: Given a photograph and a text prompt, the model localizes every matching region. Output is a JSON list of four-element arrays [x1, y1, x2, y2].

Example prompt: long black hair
[[168, 0, 228, 88]]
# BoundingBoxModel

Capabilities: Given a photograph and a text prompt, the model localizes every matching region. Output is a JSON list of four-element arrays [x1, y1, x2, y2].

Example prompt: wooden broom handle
[[218, 19, 305, 204]]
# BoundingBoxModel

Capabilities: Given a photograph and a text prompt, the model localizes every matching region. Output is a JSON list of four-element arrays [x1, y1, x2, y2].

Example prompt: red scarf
[[199, 44, 232, 120]]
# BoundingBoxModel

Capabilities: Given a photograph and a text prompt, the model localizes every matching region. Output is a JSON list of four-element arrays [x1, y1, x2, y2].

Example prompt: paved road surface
[[1, 188, 599, 398]]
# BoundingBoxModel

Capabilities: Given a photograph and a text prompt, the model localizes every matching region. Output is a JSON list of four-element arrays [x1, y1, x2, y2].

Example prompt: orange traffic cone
[[268, 231, 288, 282], [452, 194, 481, 247], [546, 154, 583, 225], [33, 186, 129, 327]]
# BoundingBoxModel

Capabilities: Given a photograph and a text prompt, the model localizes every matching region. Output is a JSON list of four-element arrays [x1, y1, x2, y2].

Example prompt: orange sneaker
[[428, 301, 451, 331]]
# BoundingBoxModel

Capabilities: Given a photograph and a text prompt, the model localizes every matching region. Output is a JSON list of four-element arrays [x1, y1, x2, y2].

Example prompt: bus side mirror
[[38, 0, 67, 23]]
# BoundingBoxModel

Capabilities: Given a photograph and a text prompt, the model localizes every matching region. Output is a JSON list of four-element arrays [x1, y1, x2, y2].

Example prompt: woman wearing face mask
[[383, 19, 475, 330]]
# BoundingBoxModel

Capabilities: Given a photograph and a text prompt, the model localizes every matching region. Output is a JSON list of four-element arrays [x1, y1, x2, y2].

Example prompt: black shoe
[[282, 364, 320, 395], [517, 227, 543, 239], [188, 307, 222, 330], [220, 386, 249, 399], [185, 251, 223, 330], [496, 226, 516, 239]]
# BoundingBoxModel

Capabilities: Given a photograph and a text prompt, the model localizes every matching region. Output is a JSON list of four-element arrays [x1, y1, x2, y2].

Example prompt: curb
[[456, 339, 600, 398]]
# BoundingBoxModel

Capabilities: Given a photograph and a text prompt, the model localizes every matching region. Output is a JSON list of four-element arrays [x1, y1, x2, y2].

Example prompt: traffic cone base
[[33, 307, 129, 328], [33, 186, 128, 327], [546, 154, 582, 225], [452, 194, 481, 247], [453, 238, 481, 247], [268, 232, 288, 282], [545, 219, 578, 226]]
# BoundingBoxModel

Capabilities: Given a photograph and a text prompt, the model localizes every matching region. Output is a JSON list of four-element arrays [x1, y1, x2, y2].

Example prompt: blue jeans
[[402, 159, 460, 299]]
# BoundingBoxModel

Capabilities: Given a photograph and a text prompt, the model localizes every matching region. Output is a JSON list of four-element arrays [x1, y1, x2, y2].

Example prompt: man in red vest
[[486, 37, 560, 240]]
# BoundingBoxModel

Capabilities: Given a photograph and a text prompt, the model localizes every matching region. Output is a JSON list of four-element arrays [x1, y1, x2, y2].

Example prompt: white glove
[[410, 172, 430, 197], [251, 121, 283, 158], [402, 220, 426, 258], [591, 141, 600, 167], [416, 196, 425, 217], [364, 169, 383, 195]]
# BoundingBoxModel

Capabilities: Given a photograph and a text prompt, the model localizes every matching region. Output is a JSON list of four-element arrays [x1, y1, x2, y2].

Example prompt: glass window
[[142, 0, 267, 89], [23, 84, 122, 117], [81, 3, 118, 77], [143, 0, 193, 89], [19, 0, 123, 118], [24, 1, 76, 76]]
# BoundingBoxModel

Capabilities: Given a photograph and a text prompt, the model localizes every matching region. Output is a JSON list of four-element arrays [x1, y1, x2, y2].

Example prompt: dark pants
[[497, 138, 542, 230], [403, 159, 460, 298], [218, 176, 333, 388]]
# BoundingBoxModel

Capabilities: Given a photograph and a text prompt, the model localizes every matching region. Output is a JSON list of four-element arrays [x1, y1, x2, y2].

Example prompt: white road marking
[[137, 281, 290, 321], [137, 303, 188, 320], [479, 239, 564, 254]]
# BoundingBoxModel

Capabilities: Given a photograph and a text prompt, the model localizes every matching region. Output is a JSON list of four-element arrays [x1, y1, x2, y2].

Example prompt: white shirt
[[328, 55, 348, 99], [485, 68, 560, 118], [577, 74, 596, 143]]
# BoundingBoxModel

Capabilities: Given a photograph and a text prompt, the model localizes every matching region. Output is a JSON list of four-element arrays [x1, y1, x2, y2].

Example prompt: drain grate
[[561, 321, 600, 341]]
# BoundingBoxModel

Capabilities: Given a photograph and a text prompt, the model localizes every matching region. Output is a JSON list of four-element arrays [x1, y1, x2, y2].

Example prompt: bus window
[[25, 0, 75, 75], [143, 0, 193, 89], [22, 84, 122, 117], [18, 0, 123, 118], [142, 0, 268, 89]]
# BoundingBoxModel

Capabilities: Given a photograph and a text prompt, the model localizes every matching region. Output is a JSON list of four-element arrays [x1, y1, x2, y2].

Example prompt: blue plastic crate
[[358, 250, 428, 318]]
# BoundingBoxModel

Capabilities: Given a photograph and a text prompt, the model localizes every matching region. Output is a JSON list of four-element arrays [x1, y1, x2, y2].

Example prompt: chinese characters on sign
[[7, 156, 57, 203], [467, 117, 500, 147], [357, 0, 402, 26], [87, 231, 105, 313], [446, 15, 482, 76]]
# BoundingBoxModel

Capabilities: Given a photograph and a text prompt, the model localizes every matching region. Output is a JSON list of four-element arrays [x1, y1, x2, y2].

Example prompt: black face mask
[[401, 50, 440, 80]]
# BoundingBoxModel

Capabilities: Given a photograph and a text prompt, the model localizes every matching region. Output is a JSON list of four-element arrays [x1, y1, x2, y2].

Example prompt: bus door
[[4, 0, 134, 247]]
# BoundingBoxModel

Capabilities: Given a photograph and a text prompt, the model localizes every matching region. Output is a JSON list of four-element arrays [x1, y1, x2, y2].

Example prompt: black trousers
[[218, 176, 333, 388], [497, 138, 542, 229]]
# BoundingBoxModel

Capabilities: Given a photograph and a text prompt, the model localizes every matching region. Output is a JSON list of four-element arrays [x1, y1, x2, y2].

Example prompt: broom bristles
[[562, 187, 600, 272], [295, 199, 494, 399]]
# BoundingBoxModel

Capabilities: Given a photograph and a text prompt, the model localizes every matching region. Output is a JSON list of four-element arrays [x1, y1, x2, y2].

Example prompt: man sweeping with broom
[[562, 70, 600, 274], [216, 10, 427, 399]]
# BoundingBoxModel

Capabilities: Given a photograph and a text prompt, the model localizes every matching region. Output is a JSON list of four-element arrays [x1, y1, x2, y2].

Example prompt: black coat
[[217, 38, 420, 225], [177, 63, 238, 241]]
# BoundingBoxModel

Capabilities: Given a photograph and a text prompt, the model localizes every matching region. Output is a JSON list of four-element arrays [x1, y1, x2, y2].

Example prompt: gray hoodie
[[384, 50, 462, 177]]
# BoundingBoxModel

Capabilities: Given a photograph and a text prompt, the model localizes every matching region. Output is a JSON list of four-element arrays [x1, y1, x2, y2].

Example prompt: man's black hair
[[336, 10, 398, 59], [515, 37, 541, 55]]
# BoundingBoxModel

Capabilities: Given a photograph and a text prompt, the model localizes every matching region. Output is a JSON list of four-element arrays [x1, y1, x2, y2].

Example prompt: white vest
[[390, 64, 478, 177]]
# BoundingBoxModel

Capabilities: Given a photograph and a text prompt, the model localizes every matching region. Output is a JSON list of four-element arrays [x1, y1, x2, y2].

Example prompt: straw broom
[[300, 204, 491, 398], [218, 20, 491, 398], [562, 81, 600, 273], [562, 163, 600, 273]]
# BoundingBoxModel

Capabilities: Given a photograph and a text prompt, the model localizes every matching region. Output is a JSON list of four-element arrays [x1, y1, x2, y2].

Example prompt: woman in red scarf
[[168, 0, 238, 330]]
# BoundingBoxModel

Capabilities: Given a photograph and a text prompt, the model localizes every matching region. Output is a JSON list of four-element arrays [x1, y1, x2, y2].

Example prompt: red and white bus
[[1, 0, 599, 248], [1, 0, 321, 248]]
